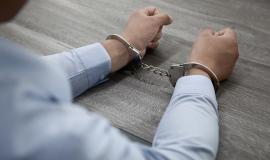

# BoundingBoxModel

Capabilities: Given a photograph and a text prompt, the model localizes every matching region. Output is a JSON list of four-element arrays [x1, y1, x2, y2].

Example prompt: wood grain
[[0, 0, 269, 159]]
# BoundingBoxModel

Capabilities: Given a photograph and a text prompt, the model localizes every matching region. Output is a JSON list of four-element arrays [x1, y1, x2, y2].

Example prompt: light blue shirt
[[0, 38, 219, 160]]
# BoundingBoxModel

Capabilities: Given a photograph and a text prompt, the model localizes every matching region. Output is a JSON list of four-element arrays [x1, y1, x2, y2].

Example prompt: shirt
[[0, 38, 219, 160]]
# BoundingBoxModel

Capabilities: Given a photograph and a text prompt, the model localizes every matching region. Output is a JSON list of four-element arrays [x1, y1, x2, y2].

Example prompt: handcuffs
[[106, 34, 220, 92]]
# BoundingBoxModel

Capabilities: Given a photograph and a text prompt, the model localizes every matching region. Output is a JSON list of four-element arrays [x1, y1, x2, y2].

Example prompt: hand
[[188, 28, 239, 81], [122, 7, 173, 57], [103, 7, 172, 72]]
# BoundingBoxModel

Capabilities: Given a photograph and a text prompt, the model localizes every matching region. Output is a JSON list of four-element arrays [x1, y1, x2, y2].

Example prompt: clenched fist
[[122, 7, 172, 56], [103, 7, 172, 72], [188, 28, 239, 81]]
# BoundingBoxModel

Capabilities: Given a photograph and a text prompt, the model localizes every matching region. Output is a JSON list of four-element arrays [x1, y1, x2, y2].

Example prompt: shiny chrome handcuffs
[[106, 34, 220, 91]]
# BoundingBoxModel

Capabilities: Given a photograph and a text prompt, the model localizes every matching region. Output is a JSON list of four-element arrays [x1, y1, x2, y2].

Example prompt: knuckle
[[145, 6, 156, 11]]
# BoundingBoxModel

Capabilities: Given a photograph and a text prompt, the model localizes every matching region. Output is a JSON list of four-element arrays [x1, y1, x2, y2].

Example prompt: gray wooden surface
[[0, 0, 270, 159]]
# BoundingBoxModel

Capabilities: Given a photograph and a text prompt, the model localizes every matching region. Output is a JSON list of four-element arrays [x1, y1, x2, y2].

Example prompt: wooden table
[[0, 0, 270, 159]]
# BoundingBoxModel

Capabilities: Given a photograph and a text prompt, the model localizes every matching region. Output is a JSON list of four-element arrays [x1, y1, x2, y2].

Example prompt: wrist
[[187, 68, 211, 79], [102, 39, 132, 72], [122, 32, 145, 51]]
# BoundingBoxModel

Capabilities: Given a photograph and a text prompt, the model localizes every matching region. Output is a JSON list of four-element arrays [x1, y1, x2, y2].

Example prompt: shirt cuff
[[73, 43, 111, 88], [172, 75, 217, 106]]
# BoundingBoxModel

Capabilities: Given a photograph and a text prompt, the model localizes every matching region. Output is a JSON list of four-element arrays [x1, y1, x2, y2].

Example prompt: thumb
[[154, 13, 173, 26]]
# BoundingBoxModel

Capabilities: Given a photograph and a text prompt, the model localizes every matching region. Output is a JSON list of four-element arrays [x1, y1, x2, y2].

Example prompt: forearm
[[153, 75, 219, 160]]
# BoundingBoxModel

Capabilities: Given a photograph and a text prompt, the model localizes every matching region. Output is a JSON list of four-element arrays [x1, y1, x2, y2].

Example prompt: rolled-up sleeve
[[43, 43, 111, 97]]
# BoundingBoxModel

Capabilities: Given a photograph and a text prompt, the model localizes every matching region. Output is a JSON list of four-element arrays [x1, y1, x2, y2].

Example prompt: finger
[[220, 27, 237, 38], [148, 41, 160, 49], [152, 31, 163, 42], [143, 7, 159, 16], [214, 31, 225, 36], [218, 28, 239, 57], [216, 28, 228, 36], [154, 13, 173, 25]]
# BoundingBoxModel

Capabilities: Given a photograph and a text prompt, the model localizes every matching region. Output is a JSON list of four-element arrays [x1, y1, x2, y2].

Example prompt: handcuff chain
[[140, 62, 169, 77], [106, 34, 170, 78]]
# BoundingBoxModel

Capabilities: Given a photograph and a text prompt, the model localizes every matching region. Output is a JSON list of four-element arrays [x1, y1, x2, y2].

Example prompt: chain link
[[140, 62, 169, 77]]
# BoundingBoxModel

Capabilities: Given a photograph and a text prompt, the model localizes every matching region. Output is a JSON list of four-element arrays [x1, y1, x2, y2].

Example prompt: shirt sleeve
[[152, 75, 219, 160], [14, 41, 219, 159], [11, 76, 218, 160], [2, 39, 220, 160], [5, 58, 220, 160], [43, 43, 112, 97]]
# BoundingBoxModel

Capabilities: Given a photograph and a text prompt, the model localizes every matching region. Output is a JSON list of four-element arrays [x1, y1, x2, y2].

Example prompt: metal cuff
[[184, 62, 220, 91], [106, 34, 142, 65], [169, 62, 220, 92]]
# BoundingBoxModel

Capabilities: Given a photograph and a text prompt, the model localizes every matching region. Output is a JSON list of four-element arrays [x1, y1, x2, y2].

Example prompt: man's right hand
[[188, 28, 239, 81], [122, 7, 173, 57], [103, 7, 172, 72]]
